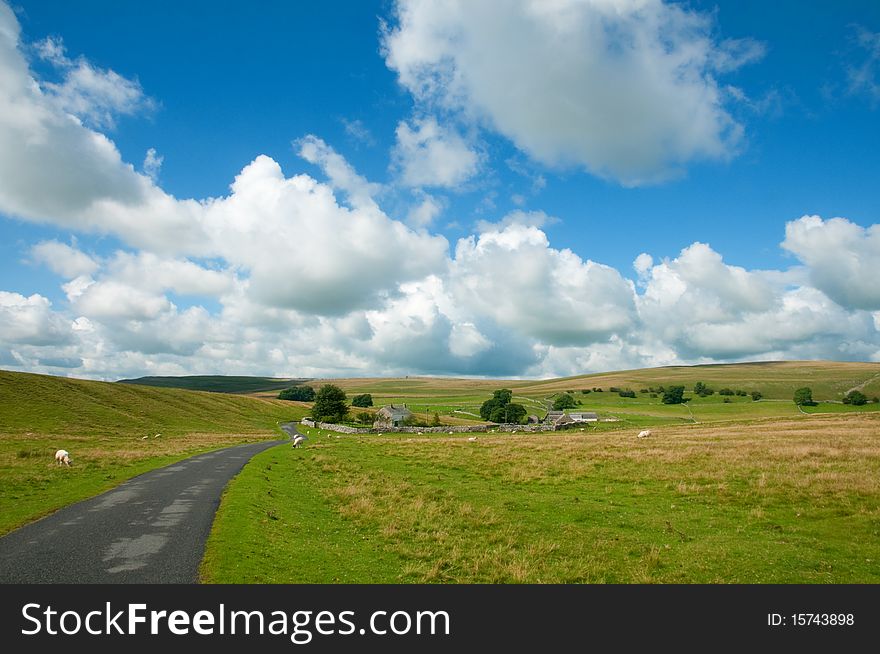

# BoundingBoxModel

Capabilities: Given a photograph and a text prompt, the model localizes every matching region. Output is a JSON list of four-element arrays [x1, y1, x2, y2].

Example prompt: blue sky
[[1, 0, 879, 379]]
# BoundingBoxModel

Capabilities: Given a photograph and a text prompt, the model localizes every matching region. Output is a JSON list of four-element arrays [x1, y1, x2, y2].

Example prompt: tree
[[618, 389, 636, 398], [480, 398, 503, 421], [355, 411, 373, 425], [431, 412, 442, 426], [277, 385, 315, 402], [750, 391, 763, 401], [493, 389, 513, 404], [693, 381, 714, 397], [662, 385, 686, 405], [719, 388, 734, 396], [312, 384, 349, 422], [793, 387, 814, 407], [553, 393, 577, 410], [843, 390, 867, 406], [351, 393, 373, 408]]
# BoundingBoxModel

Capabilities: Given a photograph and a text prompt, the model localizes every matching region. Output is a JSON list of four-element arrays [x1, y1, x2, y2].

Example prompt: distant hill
[[324, 360, 880, 402], [117, 375, 310, 394]]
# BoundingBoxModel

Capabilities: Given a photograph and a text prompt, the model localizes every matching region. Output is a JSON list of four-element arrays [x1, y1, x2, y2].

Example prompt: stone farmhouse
[[374, 404, 414, 429]]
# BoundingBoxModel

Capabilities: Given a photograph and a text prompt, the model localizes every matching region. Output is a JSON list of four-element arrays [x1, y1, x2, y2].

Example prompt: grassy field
[[0, 370, 307, 535], [202, 413, 880, 583], [118, 375, 308, 394]]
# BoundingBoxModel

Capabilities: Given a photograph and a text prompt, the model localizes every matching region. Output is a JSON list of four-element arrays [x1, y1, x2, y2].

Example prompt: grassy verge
[[202, 414, 880, 583]]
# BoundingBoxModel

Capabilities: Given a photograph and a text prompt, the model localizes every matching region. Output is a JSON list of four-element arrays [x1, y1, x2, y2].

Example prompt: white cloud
[[406, 192, 445, 227], [450, 223, 637, 346], [297, 135, 382, 210], [341, 118, 376, 146], [634, 240, 877, 361], [847, 26, 880, 105], [475, 209, 558, 233], [143, 148, 163, 180], [30, 240, 98, 278], [383, 0, 758, 185], [393, 117, 480, 188], [34, 35, 155, 130], [782, 215, 880, 311], [0, 291, 71, 345]]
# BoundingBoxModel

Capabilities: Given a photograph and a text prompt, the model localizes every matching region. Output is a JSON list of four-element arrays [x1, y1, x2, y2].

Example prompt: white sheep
[[292, 435, 306, 448], [637, 429, 652, 439], [467, 436, 478, 442], [54, 449, 71, 466]]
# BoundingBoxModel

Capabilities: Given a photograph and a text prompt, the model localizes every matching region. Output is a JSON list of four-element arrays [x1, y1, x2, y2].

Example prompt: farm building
[[374, 404, 413, 428], [544, 411, 574, 427], [544, 411, 598, 427]]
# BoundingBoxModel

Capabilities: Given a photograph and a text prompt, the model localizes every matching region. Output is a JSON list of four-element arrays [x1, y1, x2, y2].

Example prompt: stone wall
[[300, 418, 558, 434]]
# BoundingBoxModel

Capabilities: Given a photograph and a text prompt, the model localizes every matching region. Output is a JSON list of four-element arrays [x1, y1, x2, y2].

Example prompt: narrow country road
[[0, 422, 301, 583]]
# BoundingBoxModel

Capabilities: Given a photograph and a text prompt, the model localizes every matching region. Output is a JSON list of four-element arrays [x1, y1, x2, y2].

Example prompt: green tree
[[793, 387, 814, 407], [618, 389, 636, 398], [750, 391, 763, 401], [480, 398, 503, 420], [355, 411, 373, 425], [662, 385, 686, 405], [277, 385, 315, 402], [312, 384, 349, 422], [843, 390, 867, 406], [493, 389, 513, 404], [351, 393, 373, 408], [553, 393, 577, 410]]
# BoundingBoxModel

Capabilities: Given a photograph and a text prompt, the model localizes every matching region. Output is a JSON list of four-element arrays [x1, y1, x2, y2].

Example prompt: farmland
[[202, 361, 880, 583]]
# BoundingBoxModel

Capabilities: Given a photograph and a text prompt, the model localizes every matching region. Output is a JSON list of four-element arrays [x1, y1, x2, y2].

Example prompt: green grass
[[118, 375, 308, 394], [0, 369, 307, 535], [202, 414, 880, 583]]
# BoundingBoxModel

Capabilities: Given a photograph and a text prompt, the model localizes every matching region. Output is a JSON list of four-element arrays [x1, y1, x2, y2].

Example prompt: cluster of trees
[[842, 390, 869, 406], [351, 393, 373, 407], [277, 385, 316, 402], [662, 385, 687, 405], [481, 389, 527, 424]]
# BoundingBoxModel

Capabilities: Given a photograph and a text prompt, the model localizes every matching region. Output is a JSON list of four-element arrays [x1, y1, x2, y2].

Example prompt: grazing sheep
[[54, 449, 71, 466], [637, 429, 652, 439], [292, 435, 306, 448], [467, 436, 478, 442]]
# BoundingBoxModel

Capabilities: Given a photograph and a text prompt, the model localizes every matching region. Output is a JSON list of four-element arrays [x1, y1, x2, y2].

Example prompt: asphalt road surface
[[0, 423, 300, 583]]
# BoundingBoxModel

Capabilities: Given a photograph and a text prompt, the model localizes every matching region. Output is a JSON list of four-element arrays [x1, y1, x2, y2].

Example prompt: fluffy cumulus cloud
[[782, 216, 880, 311], [450, 222, 637, 346], [383, 0, 758, 185], [634, 241, 879, 362], [30, 240, 98, 278], [0, 291, 72, 346], [34, 35, 156, 130], [392, 117, 480, 188]]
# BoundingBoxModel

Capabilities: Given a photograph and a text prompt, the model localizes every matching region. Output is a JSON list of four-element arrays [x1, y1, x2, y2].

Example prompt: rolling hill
[[117, 374, 309, 394], [0, 369, 308, 534]]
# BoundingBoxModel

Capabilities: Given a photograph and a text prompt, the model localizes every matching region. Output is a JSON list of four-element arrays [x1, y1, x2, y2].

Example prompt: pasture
[[202, 413, 880, 583]]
